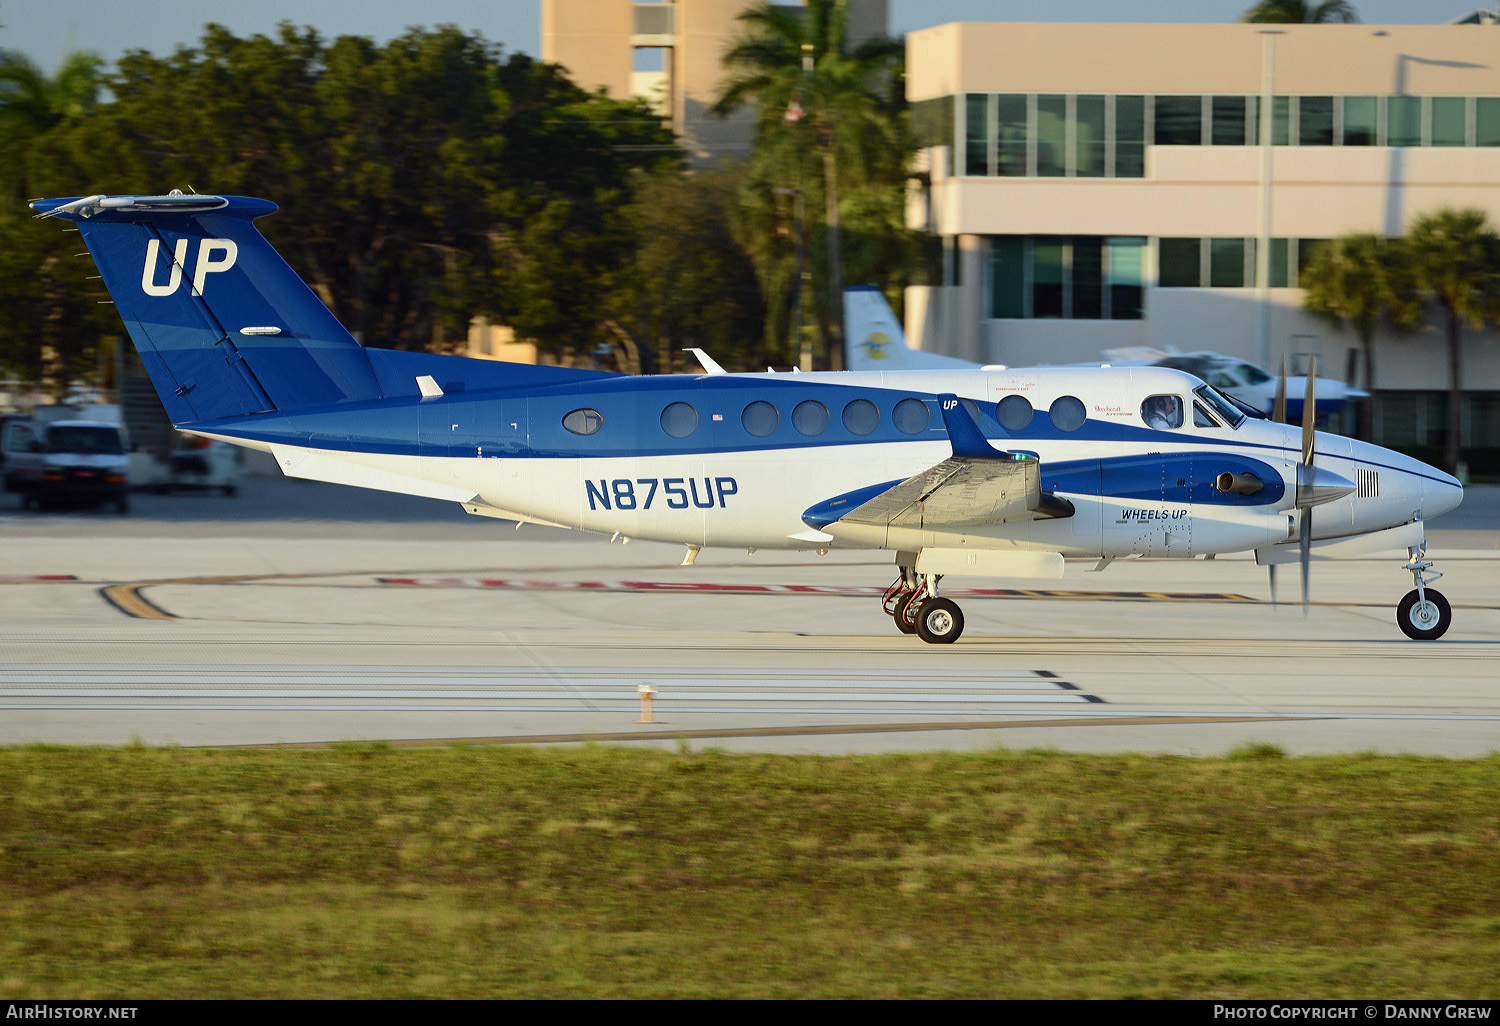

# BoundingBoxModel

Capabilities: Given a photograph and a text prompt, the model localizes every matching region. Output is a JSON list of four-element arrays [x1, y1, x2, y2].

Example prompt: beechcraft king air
[[34, 192, 1464, 643]]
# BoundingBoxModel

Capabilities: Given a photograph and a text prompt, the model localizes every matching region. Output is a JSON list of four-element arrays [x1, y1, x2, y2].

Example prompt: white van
[[2, 417, 131, 512]]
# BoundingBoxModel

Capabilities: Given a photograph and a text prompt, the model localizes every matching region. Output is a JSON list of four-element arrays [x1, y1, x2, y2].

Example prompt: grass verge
[[2, 742, 1498, 998]]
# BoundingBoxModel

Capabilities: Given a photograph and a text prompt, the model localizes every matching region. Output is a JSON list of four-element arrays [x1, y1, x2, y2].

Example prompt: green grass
[[2, 742, 1498, 998]]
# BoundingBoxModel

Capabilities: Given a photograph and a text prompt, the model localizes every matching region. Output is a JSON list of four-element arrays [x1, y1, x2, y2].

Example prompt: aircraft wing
[[802, 395, 1073, 534]]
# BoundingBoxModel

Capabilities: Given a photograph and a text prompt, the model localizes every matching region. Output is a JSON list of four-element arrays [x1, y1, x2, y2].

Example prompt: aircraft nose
[[1423, 467, 1464, 520]]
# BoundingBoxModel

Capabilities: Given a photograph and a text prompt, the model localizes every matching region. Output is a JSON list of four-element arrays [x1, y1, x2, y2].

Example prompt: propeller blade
[[1301, 354, 1317, 467], [1273, 355, 1287, 424], [1268, 563, 1278, 607], [1300, 507, 1312, 616]]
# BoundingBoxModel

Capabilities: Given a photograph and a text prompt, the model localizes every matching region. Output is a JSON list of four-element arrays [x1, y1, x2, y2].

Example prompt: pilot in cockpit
[[1142, 394, 1183, 430]]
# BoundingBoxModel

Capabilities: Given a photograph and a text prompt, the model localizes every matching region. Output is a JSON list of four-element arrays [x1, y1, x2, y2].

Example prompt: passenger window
[[742, 401, 778, 437], [660, 402, 698, 438], [1049, 395, 1087, 432], [1142, 394, 1184, 429], [792, 400, 829, 436], [892, 398, 930, 435], [1193, 401, 1220, 428], [996, 395, 1033, 431], [842, 399, 879, 436], [562, 408, 603, 436]]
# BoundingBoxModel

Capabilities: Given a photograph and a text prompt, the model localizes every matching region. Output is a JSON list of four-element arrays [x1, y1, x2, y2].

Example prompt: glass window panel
[[741, 401, 778, 437], [1210, 238, 1246, 288], [910, 96, 954, 150], [1264, 96, 1290, 145], [995, 94, 1028, 176], [562, 409, 603, 436], [1270, 237, 1290, 288], [964, 93, 989, 175], [660, 402, 698, 438], [1036, 94, 1067, 177], [1072, 236, 1103, 319], [1076, 95, 1106, 176], [1212, 96, 1247, 145], [1431, 97, 1466, 146], [1032, 238, 1065, 318], [1343, 96, 1378, 145], [1155, 95, 1202, 145], [1115, 95, 1145, 177], [1159, 238, 1202, 288], [989, 236, 1025, 319], [892, 398, 931, 435], [1049, 396, 1087, 432], [1478, 98, 1500, 146], [996, 395, 1033, 431], [792, 400, 829, 436], [1298, 96, 1333, 145], [1106, 237, 1144, 320], [1388, 95, 1421, 147], [842, 399, 879, 436]]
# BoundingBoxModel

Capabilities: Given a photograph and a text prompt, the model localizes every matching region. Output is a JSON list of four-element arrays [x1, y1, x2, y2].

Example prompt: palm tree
[[1240, 0, 1360, 22], [1300, 232, 1418, 441], [711, 0, 906, 369], [1404, 208, 1500, 475], [0, 49, 104, 199]]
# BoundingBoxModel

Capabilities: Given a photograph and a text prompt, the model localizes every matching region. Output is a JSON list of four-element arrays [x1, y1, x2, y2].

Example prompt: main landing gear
[[1397, 542, 1451, 641], [883, 564, 965, 644]]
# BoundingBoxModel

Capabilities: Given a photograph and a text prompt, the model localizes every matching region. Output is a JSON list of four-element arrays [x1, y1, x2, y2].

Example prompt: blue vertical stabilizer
[[33, 194, 383, 424]]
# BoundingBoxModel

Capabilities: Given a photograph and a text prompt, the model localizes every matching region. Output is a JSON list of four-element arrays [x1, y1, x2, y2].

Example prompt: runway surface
[[1, 477, 1497, 755]]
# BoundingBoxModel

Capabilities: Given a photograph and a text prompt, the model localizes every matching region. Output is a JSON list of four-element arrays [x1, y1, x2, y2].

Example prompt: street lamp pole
[[774, 187, 809, 370], [1255, 29, 1284, 372]]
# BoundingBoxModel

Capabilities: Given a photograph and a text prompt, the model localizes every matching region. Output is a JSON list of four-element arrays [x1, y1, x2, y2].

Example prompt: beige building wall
[[904, 21, 1500, 402], [543, 0, 888, 163]]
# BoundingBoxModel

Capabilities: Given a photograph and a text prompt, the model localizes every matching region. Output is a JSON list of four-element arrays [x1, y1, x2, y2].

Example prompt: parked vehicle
[[2, 415, 131, 512]]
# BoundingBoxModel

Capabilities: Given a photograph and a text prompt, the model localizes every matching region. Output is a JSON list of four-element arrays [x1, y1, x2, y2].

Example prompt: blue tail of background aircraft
[[32, 192, 610, 426]]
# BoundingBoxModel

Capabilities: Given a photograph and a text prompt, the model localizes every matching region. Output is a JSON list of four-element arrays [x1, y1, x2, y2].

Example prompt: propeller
[[1268, 356, 1288, 606], [1298, 355, 1317, 615]]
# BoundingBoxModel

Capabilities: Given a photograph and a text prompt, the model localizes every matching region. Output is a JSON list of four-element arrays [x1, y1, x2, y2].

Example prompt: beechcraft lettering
[[33, 191, 1465, 644], [141, 237, 238, 296]]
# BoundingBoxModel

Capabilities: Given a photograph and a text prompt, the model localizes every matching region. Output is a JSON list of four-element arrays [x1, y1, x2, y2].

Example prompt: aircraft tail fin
[[842, 286, 980, 372], [32, 193, 382, 425]]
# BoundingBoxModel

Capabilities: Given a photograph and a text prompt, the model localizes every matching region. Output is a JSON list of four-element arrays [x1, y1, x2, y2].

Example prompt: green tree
[[1300, 232, 1418, 442], [1240, 1, 1359, 22], [0, 49, 109, 393], [1403, 208, 1500, 475], [11, 24, 680, 372], [711, 0, 911, 369]]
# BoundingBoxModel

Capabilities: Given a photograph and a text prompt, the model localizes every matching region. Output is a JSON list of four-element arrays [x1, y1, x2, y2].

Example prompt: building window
[[1478, 98, 1500, 145], [1212, 96, 1249, 145], [1298, 96, 1334, 145], [1210, 238, 1248, 288], [1388, 95, 1421, 146], [1159, 238, 1201, 288], [1432, 97, 1467, 146], [1343, 96, 1378, 145], [1037, 94, 1068, 176], [1154, 95, 1202, 145], [988, 235, 1147, 319]]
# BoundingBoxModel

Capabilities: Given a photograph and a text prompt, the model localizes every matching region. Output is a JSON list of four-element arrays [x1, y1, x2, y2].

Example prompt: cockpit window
[[1141, 394, 1183, 429], [1193, 384, 1245, 428], [1193, 401, 1221, 428], [1238, 363, 1272, 385]]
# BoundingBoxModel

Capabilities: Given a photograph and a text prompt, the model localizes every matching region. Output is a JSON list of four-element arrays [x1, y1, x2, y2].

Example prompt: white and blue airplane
[[34, 192, 1462, 643], [843, 285, 1366, 421]]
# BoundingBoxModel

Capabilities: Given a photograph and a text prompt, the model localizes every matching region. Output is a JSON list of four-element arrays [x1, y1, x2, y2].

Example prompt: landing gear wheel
[[893, 591, 920, 635], [1397, 588, 1451, 641], [915, 597, 964, 645]]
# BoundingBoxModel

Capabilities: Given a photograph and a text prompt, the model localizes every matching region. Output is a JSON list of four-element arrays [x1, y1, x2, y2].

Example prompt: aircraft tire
[[893, 592, 920, 634], [1397, 588, 1451, 641], [915, 598, 964, 645]]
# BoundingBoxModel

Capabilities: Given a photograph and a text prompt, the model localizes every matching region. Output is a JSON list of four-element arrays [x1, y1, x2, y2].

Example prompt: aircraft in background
[[34, 192, 1462, 643], [843, 287, 1365, 420]]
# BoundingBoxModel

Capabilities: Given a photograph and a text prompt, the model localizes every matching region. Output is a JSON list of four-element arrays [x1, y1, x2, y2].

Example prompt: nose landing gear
[[883, 563, 965, 644], [1397, 543, 1451, 641]]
